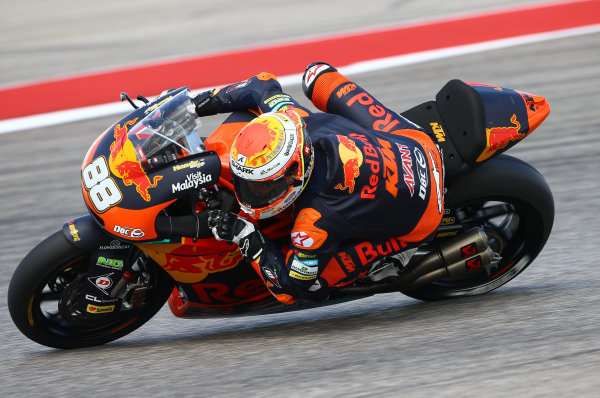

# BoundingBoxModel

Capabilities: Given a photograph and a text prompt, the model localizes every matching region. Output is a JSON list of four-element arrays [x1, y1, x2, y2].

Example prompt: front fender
[[63, 215, 126, 252]]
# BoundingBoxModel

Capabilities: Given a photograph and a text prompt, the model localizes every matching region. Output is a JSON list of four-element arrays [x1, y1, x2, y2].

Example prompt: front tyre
[[8, 231, 174, 349], [403, 155, 554, 301]]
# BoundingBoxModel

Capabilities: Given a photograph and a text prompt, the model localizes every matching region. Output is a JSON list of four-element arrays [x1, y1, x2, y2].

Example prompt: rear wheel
[[403, 155, 554, 301], [8, 231, 174, 349]]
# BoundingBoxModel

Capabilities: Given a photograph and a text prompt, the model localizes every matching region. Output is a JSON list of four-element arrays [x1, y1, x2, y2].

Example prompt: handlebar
[[154, 188, 238, 240]]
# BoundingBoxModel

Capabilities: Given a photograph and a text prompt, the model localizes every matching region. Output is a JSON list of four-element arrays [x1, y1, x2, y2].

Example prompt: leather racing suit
[[205, 65, 444, 304]]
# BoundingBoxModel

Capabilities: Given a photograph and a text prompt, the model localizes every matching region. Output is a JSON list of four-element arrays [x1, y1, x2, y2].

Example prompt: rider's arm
[[208, 206, 351, 304], [195, 73, 311, 116]]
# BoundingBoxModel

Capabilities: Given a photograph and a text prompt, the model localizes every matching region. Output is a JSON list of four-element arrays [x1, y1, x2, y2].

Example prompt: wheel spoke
[[475, 203, 512, 222], [39, 290, 62, 302]]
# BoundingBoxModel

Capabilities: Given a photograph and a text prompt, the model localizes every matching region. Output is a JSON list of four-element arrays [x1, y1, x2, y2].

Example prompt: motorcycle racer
[[202, 63, 444, 304]]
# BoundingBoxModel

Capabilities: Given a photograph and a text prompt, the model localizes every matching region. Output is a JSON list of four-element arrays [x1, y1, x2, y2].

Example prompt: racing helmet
[[230, 109, 314, 219]]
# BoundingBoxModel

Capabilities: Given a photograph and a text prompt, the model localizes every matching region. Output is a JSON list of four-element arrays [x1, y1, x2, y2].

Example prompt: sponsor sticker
[[172, 171, 213, 193], [172, 159, 205, 172], [289, 270, 317, 281], [86, 304, 116, 314], [413, 147, 428, 200], [96, 256, 124, 269], [290, 258, 318, 277], [99, 240, 131, 250], [88, 273, 114, 295], [114, 225, 145, 238]]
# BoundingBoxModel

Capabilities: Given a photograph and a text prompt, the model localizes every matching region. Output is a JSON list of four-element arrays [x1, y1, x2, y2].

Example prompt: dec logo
[[114, 225, 145, 238]]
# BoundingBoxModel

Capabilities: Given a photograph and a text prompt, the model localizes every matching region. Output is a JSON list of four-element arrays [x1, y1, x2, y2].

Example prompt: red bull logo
[[477, 114, 525, 161], [334, 135, 363, 194], [140, 245, 243, 283], [109, 118, 163, 202]]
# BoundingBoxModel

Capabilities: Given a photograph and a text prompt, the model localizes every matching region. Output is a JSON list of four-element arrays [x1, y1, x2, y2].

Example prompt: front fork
[[63, 215, 151, 313]]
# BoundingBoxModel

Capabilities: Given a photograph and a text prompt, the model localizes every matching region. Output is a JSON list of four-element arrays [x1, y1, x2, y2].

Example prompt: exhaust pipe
[[337, 228, 500, 296], [394, 228, 496, 288]]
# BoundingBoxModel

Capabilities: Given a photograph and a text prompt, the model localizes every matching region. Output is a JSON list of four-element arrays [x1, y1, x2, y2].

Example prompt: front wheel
[[403, 155, 554, 301], [8, 231, 174, 349]]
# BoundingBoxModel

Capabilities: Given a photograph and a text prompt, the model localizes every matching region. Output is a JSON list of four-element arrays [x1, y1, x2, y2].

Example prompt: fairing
[[467, 82, 550, 162], [80, 88, 221, 242]]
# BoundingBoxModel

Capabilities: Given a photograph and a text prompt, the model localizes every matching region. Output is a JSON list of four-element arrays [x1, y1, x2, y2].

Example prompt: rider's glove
[[302, 62, 337, 100], [193, 90, 217, 116], [208, 210, 266, 261]]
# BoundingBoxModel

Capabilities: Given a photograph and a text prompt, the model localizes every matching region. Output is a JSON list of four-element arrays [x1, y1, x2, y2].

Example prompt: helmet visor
[[232, 175, 291, 209]]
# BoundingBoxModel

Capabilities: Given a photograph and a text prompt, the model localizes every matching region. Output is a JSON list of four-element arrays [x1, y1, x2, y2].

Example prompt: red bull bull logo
[[139, 244, 243, 283], [334, 135, 363, 194], [477, 114, 525, 161], [109, 118, 163, 202]]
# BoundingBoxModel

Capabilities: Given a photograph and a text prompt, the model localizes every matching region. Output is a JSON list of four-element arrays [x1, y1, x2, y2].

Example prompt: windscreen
[[127, 90, 206, 171]]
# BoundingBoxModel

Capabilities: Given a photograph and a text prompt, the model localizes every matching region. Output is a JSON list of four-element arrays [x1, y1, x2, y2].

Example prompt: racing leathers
[[204, 64, 444, 304]]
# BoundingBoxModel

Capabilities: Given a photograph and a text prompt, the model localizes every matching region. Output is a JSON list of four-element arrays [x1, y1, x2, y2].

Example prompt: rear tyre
[[403, 155, 554, 301], [8, 231, 174, 349]]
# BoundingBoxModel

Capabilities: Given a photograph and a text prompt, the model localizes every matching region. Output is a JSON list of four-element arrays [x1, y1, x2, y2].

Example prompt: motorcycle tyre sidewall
[[7, 230, 174, 349]]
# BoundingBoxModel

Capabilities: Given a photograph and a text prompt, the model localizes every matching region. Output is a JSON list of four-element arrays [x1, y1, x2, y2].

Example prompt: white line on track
[[1, 23, 599, 135]]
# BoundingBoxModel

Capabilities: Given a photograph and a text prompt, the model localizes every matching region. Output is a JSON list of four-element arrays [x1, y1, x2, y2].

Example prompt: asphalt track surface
[[1, 1, 599, 397]]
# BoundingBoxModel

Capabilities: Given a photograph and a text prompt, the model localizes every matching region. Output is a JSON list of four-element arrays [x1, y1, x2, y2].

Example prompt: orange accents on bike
[[291, 208, 328, 250], [319, 257, 348, 287], [272, 293, 297, 304], [100, 199, 176, 241], [139, 244, 243, 283], [205, 121, 249, 165], [521, 92, 550, 133], [310, 71, 351, 112]]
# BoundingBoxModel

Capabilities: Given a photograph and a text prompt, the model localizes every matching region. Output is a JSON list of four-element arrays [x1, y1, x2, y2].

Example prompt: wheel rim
[[428, 198, 539, 293], [30, 249, 161, 341]]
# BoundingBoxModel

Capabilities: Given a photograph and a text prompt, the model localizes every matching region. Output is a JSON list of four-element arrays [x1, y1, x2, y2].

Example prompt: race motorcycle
[[7, 78, 553, 349]]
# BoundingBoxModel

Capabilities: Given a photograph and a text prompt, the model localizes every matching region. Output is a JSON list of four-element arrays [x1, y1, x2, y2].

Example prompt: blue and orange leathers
[[209, 69, 444, 303]]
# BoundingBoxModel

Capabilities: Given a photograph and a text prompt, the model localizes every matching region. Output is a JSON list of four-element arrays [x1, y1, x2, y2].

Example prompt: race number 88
[[83, 157, 122, 212]]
